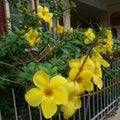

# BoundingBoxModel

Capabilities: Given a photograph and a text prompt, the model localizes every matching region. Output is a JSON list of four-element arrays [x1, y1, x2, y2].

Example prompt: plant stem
[[0, 61, 18, 70], [0, 76, 26, 87]]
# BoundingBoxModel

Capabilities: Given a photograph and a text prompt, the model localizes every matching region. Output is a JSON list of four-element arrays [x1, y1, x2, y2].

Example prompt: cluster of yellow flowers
[[94, 30, 113, 55], [25, 5, 53, 47], [84, 28, 114, 57], [25, 50, 110, 119], [24, 5, 114, 119], [37, 5, 53, 29], [84, 28, 95, 44], [24, 5, 73, 47]]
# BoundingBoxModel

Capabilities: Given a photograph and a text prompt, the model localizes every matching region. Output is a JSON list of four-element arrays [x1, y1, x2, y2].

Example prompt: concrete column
[[28, 0, 35, 9], [4, 0, 10, 18], [63, 0, 71, 29]]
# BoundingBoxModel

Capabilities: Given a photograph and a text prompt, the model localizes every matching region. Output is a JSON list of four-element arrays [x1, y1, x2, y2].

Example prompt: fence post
[[0, 111, 2, 120], [12, 88, 18, 120]]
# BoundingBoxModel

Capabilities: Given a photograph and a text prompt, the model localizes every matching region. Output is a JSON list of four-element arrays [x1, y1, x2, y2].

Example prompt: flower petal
[[102, 59, 110, 67], [33, 70, 50, 89], [61, 101, 75, 119], [93, 75, 103, 89], [72, 96, 82, 109], [78, 84, 85, 94], [65, 81, 80, 95], [25, 88, 44, 107], [94, 63, 102, 78], [80, 70, 93, 82], [54, 86, 68, 105], [84, 81, 94, 91], [69, 69, 79, 81], [41, 98, 57, 119], [50, 76, 67, 88], [38, 5, 43, 12], [69, 59, 81, 69]]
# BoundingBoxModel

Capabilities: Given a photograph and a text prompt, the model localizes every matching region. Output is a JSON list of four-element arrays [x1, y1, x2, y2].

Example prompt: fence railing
[[0, 59, 120, 120]]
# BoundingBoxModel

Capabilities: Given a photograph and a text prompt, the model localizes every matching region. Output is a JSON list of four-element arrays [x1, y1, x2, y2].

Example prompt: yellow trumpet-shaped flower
[[84, 28, 95, 44], [91, 50, 110, 89], [25, 28, 40, 47], [68, 68, 93, 93], [92, 50, 110, 67], [94, 45, 107, 54], [61, 82, 82, 119], [94, 29, 113, 55], [54, 25, 64, 34], [25, 70, 68, 119], [92, 62, 103, 89], [37, 5, 53, 28], [68, 56, 95, 93], [85, 28, 95, 39], [69, 56, 95, 73]]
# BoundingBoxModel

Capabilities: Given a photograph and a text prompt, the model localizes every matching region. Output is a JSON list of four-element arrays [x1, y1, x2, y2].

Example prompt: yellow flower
[[37, 5, 53, 28], [84, 38, 90, 44], [69, 59, 81, 69], [91, 50, 110, 89], [92, 50, 110, 67], [25, 28, 40, 47], [95, 29, 113, 55], [84, 28, 95, 44], [61, 82, 82, 119], [68, 68, 93, 93], [69, 56, 95, 73], [25, 70, 68, 119], [54, 25, 64, 34], [69, 56, 96, 92], [94, 45, 107, 54], [92, 62, 103, 89]]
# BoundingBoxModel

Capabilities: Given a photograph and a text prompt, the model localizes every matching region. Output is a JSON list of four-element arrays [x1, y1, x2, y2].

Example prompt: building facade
[[0, 0, 70, 35], [72, 0, 120, 37], [1, 0, 120, 37]]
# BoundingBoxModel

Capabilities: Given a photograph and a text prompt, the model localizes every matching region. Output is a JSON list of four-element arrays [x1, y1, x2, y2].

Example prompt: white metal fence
[[0, 59, 120, 120]]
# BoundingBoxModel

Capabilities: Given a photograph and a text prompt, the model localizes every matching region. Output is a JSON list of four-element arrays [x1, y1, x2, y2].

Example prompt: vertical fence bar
[[88, 96, 91, 120], [78, 109, 81, 120], [103, 77, 106, 117], [106, 78, 109, 113], [12, 88, 18, 120], [50, 117, 52, 120], [92, 94, 95, 118], [58, 113, 61, 120], [83, 97, 86, 120], [0, 111, 2, 120], [100, 90, 102, 119], [28, 105, 32, 120], [72, 115, 76, 120], [38, 107, 43, 120], [96, 88, 99, 120]]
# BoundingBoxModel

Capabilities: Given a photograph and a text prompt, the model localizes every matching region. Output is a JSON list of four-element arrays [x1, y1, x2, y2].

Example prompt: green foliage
[[46, 0, 76, 18], [0, 0, 120, 119]]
